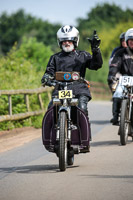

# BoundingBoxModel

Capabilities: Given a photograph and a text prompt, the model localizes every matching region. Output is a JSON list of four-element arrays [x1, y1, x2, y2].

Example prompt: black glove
[[41, 73, 54, 87], [108, 75, 118, 84], [87, 30, 101, 53]]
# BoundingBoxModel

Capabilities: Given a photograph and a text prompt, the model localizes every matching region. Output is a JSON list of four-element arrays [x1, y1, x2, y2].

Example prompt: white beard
[[62, 43, 74, 52]]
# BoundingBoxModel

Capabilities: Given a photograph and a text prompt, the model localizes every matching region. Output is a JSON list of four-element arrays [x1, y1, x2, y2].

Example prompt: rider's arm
[[41, 73, 55, 86], [83, 49, 103, 71], [108, 52, 122, 85], [41, 55, 56, 86], [90, 50, 103, 70], [87, 31, 103, 70], [45, 55, 56, 76]]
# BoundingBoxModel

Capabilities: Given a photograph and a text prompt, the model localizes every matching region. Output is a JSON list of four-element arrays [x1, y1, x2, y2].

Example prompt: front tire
[[59, 111, 67, 171], [120, 99, 130, 145]]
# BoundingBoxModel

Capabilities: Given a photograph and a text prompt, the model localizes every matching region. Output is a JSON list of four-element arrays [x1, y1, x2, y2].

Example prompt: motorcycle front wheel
[[59, 111, 67, 171], [120, 99, 130, 145]]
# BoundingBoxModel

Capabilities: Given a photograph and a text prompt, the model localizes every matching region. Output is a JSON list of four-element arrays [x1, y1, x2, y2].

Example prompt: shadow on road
[[91, 139, 133, 147], [91, 140, 119, 147], [0, 164, 79, 175], [81, 174, 133, 179], [90, 120, 110, 125], [0, 165, 59, 174]]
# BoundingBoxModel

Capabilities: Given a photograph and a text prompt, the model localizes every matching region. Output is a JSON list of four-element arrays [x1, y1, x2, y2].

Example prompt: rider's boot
[[80, 145, 90, 153], [67, 147, 74, 166], [78, 95, 89, 115], [110, 98, 121, 125]]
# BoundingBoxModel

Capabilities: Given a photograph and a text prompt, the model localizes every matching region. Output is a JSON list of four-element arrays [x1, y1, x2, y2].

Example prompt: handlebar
[[42, 77, 88, 88], [50, 77, 87, 87], [52, 80, 74, 86]]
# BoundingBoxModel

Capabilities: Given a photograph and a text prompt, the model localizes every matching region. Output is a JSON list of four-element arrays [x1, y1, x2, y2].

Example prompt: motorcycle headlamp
[[72, 72, 80, 81]]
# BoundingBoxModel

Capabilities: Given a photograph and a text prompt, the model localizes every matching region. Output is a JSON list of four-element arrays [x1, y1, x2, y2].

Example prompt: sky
[[0, 0, 133, 26]]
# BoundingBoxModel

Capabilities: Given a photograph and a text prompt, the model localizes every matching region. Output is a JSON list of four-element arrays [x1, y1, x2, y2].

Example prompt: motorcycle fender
[[59, 106, 69, 113], [71, 106, 91, 146], [77, 107, 91, 145], [42, 105, 56, 148]]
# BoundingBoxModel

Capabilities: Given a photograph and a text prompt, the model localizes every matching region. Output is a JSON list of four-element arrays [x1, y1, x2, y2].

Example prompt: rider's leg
[[110, 97, 121, 124], [78, 95, 90, 116], [110, 84, 123, 125], [78, 95, 90, 151]]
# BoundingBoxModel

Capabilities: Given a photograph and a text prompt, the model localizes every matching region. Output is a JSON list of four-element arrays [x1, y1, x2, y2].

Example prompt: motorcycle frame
[[42, 98, 91, 154]]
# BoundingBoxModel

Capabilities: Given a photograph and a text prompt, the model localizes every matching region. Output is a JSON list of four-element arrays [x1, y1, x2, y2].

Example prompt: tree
[[0, 9, 61, 54], [0, 37, 53, 90], [0, 10, 32, 53], [77, 3, 133, 51]]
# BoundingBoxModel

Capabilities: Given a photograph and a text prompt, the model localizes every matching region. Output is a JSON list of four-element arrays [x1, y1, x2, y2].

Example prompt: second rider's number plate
[[59, 90, 72, 99], [119, 76, 133, 86]]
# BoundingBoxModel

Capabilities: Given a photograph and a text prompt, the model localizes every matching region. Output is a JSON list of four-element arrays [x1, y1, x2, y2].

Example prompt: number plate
[[58, 90, 72, 99], [119, 76, 133, 86]]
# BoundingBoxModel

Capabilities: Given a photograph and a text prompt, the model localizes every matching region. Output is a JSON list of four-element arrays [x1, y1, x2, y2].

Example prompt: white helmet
[[57, 25, 79, 48], [125, 28, 133, 44]]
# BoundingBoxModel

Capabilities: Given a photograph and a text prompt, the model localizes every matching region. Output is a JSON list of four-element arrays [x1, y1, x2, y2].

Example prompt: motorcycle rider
[[108, 32, 127, 122], [41, 25, 103, 116], [109, 32, 127, 65], [108, 28, 133, 125], [108, 32, 127, 92]]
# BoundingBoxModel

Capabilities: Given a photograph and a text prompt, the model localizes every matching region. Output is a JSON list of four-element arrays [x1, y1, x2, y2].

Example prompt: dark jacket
[[44, 49, 103, 99], [108, 47, 133, 84], [110, 46, 123, 58]]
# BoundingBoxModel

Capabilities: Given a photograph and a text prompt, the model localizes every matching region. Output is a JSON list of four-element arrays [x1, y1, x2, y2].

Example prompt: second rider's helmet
[[119, 32, 125, 42], [119, 32, 125, 46], [57, 25, 79, 49]]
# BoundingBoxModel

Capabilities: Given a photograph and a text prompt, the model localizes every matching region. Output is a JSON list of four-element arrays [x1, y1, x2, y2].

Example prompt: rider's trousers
[[113, 84, 124, 99], [78, 95, 89, 116]]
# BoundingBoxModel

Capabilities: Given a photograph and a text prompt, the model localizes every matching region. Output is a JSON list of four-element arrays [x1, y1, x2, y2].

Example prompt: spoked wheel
[[59, 111, 67, 171], [120, 99, 130, 145]]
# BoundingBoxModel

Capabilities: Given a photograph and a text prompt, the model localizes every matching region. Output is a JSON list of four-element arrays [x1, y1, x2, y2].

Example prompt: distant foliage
[[0, 9, 61, 54], [0, 37, 53, 90], [77, 3, 133, 33], [100, 21, 133, 58], [0, 37, 52, 130], [76, 3, 133, 83], [77, 3, 133, 57], [0, 3, 133, 130]]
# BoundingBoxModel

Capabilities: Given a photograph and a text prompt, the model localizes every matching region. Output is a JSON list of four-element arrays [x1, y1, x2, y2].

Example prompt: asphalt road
[[0, 101, 133, 200]]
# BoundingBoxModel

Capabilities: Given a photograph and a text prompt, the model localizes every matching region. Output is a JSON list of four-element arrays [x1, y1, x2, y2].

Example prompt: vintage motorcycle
[[42, 72, 91, 171], [118, 76, 133, 145]]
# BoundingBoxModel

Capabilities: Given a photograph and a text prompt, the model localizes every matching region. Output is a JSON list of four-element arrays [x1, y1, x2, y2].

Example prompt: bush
[[0, 37, 53, 130]]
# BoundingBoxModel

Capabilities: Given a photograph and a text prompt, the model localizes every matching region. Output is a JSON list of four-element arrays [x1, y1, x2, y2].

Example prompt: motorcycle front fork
[[129, 98, 132, 122], [56, 109, 72, 141]]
